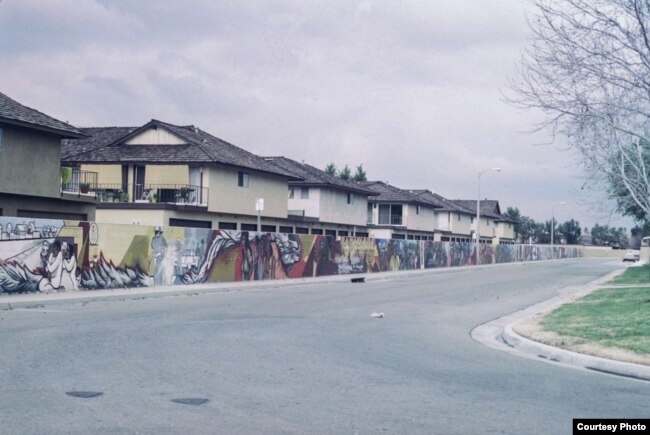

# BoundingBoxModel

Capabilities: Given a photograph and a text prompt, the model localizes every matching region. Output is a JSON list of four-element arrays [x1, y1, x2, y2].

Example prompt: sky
[[0, 0, 636, 230]]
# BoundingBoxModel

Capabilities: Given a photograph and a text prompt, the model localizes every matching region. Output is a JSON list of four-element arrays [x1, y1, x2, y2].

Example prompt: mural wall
[[0, 217, 582, 294]]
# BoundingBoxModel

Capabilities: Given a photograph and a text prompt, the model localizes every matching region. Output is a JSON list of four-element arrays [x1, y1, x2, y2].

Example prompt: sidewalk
[[472, 267, 650, 382]]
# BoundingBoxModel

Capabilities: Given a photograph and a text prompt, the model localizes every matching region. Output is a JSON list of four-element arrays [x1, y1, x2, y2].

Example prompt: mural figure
[[61, 241, 78, 290], [150, 226, 168, 285], [240, 232, 253, 280], [39, 240, 50, 269], [39, 240, 63, 291]]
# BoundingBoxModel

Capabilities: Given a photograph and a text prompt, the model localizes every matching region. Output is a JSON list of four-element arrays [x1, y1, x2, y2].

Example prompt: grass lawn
[[608, 264, 650, 285], [540, 287, 650, 355]]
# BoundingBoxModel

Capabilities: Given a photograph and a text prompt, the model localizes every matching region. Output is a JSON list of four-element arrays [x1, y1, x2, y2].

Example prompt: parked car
[[623, 250, 640, 262]]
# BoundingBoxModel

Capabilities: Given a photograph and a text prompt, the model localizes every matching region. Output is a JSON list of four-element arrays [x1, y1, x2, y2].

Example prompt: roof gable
[[123, 125, 187, 145], [61, 119, 296, 178]]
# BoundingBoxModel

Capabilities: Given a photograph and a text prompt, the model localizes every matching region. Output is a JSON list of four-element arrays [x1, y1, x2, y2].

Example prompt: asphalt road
[[1, 259, 646, 434]]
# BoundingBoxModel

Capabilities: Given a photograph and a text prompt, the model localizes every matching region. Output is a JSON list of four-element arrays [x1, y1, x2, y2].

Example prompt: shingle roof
[[408, 189, 474, 213], [359, 181, 439, 207], [262, 156, 377, 195], [0, 92, 87, 138], [61, 119, 296, 178], [450, 199, 516, 223]]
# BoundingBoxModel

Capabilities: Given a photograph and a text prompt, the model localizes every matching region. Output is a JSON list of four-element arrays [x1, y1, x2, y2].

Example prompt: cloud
[[0, 0, 633, 229]]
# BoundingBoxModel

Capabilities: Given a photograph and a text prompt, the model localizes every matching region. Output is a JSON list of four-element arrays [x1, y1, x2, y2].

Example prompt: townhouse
[[61, 119, 299, 231], [263, 156, 377, 236], [359, 181, 440, 240], [0, 92, 96, 221], [408, 190, 476, 242], [450, 199, 516, 244]]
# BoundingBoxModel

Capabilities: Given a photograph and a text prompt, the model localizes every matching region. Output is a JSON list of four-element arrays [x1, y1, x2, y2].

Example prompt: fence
[[0, 216, 582, 293]]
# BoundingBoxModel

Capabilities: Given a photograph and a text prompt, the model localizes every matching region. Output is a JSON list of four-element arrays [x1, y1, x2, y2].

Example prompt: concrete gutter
[[472, 267, 650, 382]]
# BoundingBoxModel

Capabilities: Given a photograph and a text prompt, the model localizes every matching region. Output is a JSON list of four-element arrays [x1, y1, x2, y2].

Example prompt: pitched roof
[[61, 119, 296, 178], [359, 181, 440, 207], [450, 199, 516, 223], [0, 92, 87, 138], [262, 156, 377, 195], [407, 189, 474, 213]]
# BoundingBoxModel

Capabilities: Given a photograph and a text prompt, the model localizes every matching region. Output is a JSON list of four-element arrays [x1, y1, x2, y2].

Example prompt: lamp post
[[550, 201, 566, 259], [476, 167, 501, 265]]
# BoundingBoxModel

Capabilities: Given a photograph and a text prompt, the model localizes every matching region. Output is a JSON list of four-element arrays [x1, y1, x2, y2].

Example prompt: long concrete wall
[[0, 216, 582, 293]]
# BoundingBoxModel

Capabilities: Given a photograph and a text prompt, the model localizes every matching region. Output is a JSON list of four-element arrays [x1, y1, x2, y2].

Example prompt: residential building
[[0, 92, 96, 220], [61, 119, 300, 231], [263, 156, 378, 236], [360, 181, 440, 240], [450, 199, 517, 244], [409, 190, 476, 242]]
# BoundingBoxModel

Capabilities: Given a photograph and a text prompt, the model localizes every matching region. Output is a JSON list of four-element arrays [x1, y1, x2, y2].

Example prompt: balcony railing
[[93, 183, 208, 206], [377, 215, 404, 226], [61, 168, 99, 195]]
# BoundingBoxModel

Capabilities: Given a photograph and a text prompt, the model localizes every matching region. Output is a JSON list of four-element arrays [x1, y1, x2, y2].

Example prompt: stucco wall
[[205, 166, 288, 218], [288, 186, 320, 217], [318, 188, 368, 226], [403, 204, 435, 232], [0, 124, 62, 198]]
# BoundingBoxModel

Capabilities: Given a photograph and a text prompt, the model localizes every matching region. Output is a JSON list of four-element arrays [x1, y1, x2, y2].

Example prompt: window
[[356, 231, 369, 237], [325, 229, 336, 237], [311, 228, 323, 235], [169, 218, 211, 229], [241, 223, 257, 231], [378, 204, 403, 225], [238, 171, 249, 187], [17, 209, 88, 221], [261, 225, 276, 232], [279, 226, 293, 233], [300, 187, 309, 199], [416, 205, 420, 215], [218, 222, 237, 230], [471, 217, 474, 223], [457, 213, 461, 221], [347, 192, 354, 204], [338, 230, 349, 237], [295, 227, 309, 234], [288, 187, 295, 199], [367, 203, 373, 224], [392, 234, 405, 240], [378, 204, 390, 225]]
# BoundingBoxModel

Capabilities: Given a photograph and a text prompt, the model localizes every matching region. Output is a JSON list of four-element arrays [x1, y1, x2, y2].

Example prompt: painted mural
[[0, 216, 582, 294]]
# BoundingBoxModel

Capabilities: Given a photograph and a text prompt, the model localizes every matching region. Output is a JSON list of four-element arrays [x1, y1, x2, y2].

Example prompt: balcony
[[61, 168, 99, 196], [94, 183, 208, 206], [377, 215, 404, 226]]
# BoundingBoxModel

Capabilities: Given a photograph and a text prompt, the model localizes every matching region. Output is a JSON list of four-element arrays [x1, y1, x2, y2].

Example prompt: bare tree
[[511, 0, 650, 221]]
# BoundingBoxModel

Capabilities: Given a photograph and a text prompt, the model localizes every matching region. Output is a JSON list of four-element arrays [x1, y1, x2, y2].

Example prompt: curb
[[501, 324, 650, 381], [473, 266, 650, 382]]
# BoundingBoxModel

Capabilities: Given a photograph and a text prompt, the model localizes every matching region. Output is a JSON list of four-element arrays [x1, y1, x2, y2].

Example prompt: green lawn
[[540, 287, 650, 355], [608, 264, 650, 285]]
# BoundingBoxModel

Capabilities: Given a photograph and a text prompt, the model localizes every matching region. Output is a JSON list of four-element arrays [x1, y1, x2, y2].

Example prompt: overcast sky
[[0, 0, 635, 229]]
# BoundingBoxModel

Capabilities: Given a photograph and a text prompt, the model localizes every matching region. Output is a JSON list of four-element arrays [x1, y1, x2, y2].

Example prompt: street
[[1, 259, 646, 434]]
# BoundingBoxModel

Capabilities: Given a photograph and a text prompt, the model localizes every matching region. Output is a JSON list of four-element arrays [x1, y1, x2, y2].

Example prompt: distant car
[[623, 250, 640, 262]]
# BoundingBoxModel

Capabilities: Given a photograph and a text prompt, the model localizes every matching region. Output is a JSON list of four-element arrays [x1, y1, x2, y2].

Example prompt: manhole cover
[[66, 391, 103, 398], [171, 398, 209, 406]]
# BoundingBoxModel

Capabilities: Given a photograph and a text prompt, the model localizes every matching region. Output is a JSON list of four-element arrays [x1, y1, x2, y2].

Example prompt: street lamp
[[476, 167, 501, 265], [550, 201, 566, 258]]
